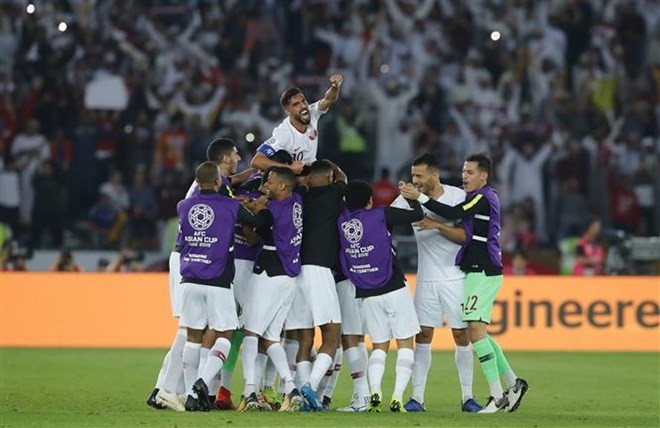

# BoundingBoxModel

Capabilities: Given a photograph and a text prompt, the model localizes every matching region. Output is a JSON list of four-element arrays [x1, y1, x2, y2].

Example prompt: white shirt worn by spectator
[[258, 101, 327, 163], [10, 132, 49, 223], [391, 186, 466, 282], [100, 182, 130, 211]]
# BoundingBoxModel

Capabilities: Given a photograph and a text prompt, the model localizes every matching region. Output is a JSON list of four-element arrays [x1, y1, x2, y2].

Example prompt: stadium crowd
[[0, 0, 658, 263]]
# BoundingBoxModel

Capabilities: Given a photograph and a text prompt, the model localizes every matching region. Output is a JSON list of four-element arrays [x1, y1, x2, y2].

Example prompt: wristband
[[417, 193, 430, 204]]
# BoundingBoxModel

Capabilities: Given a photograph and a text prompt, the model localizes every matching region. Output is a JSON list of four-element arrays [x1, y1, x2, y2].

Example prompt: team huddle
[[146, 74, 529, 414]]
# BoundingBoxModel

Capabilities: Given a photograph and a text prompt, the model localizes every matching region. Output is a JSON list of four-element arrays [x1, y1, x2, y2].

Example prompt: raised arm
[[399, 182, 488, 220], [384, 201, 424, 227], [317, 74, 344, 112], [324, 159, 347, 183]]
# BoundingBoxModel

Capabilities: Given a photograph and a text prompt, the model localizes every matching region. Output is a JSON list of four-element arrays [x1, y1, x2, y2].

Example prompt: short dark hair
[[270, 166, 297, 188], [271, 149, 293, 165], [195, 161, 219, 185], [309, 160, 333, 176], [412, 153, 441, 171], [466, 153, 492, 177], [345, 180, 373, 211], [206, 138, 236, 163], [280, 87, 304, 108]]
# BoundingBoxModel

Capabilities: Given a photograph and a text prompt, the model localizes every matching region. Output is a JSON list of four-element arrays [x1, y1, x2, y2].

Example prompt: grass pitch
[[1, 348, 658, 427]]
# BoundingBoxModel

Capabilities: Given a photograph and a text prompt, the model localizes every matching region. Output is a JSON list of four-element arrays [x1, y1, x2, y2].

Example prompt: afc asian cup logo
[[188, 204, 214, 231], [293, 202, 303, 228], [341, 219, 363, 244]]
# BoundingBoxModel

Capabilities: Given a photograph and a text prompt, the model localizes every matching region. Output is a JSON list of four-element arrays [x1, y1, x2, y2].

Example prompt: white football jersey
[[261, 101, 327, 163], [391, 185, 467, 281]]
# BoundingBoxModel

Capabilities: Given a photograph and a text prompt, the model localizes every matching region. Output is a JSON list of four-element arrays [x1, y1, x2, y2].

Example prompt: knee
[[415, 327, 434, 344], [451, 329, 470, 347]]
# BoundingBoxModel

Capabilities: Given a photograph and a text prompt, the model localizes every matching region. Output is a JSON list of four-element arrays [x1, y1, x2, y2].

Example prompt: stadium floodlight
[[58, 22, 68, 32], [26, 3, 35, 14], [490, 31, 501, 41], [379, 64, 390, 74], [245, 133, 255, 143]]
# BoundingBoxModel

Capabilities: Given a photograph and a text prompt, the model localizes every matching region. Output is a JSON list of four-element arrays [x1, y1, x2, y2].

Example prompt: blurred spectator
[[0, 157, 21, 236], [88, 194, 120, 248], [504, 250, 537, 276], [127, 168, 158, 247], [108, 247, 144, 272], [573, 218, 605, 276], [96, 257, 110, 272], [29, 161, 66, 249], [48, 249, 83, 272], [154, 112, 188, 182], [372, 168, 399, 207], [609, 174, 640, 235], [10, 118, 49, 224], [632, 161, 657, 235], [0, 240, 29, 271]]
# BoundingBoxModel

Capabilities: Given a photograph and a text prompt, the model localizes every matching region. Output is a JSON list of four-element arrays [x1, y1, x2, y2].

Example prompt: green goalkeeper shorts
[[462, 272, 503, 324]]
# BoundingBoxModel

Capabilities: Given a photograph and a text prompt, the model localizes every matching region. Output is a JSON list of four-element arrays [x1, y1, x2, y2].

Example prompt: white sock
[[209, 371, 222, 397], [309, 353, 333, 390], [182, 342, 201, 396], [455, 345, 474, 402], [155, 350, 170, 389], [368, 349, 387, 396], [345, 346, 369, 398], [281, 338, 299, 393], [310, 347, 318, 361], [241, 336, 258, 396], [319, 347, 341, 398], [220, 368, 232, 390], [393, 348, 414, 401], [198, 347, 209, 379], [326, 347, 342, 398], [295, 360, 312, 388], [266, 343, 296, 394], [254, 353, 268, 390], [503, 369, 517, 389], [489, 380, 505, 399], [264, 357, 278, 388], [412, 343, 432, 404], [162, 328, 187, 393], [201, 338, 230, 387]]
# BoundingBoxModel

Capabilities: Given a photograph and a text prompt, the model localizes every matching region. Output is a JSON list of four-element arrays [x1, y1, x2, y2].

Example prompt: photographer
[[1, 240, 29, 271], [109, 248, 144, 272], [49, 249, 83, 272]]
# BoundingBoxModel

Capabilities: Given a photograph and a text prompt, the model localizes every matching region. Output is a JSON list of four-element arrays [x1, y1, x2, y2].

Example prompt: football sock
[[201, 338, 230, 387], [487, 335, 517, 388], [263, 356, 278, 389], [473, 338, 504, 399], [368, 349, 387, 396], [309, 353, 333, 390], [198, 347, 209, 379], [254, 352, 268, 390], [222, 329, 243, 372], [182, 342, 201, 396], [321, 347, 342, 398], [345, 346, 370, 398], [266, 342, 296, 394], [281, 338, 299, 393], [411, 342, 431, 404], [393, 348, 414, 401], [296, 360, 312, 388], [455, 345, 474, 402], [241, 336, 258, 396], [162, 328, 186, 393], [155, 350, 170, 390]]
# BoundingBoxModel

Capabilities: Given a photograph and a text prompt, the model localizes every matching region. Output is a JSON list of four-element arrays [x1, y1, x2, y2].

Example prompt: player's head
[[280, 87, 310, 125], [271, 149, 293, 165], [263, 166, 296, 200], [207, 138, 241, 175], [308, 160, 333, 188], [411, 153, 441, 194], [345, 180, 373, 211], [195, 161, 221, 191], [463, 153, 491, 193]]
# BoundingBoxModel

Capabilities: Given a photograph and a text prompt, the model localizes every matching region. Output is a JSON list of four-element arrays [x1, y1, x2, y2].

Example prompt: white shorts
[[286, 265, 342, 330], [168, 251, 183, 318], [336, 279, 365, 336], [414, 278, 467, 329], [243, 272, 296, 342], [233, 259, 255, 326], [361, 285, 420, 344], [179, 283, 239, 332]]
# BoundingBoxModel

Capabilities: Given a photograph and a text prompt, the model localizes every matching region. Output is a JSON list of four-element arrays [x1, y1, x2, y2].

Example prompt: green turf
[[1, 348, 658, 427]]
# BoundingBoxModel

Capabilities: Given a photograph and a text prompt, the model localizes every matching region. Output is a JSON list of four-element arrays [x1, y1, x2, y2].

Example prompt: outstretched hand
[[329, 74, 344, 88], [399, 181, 420, 200]]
